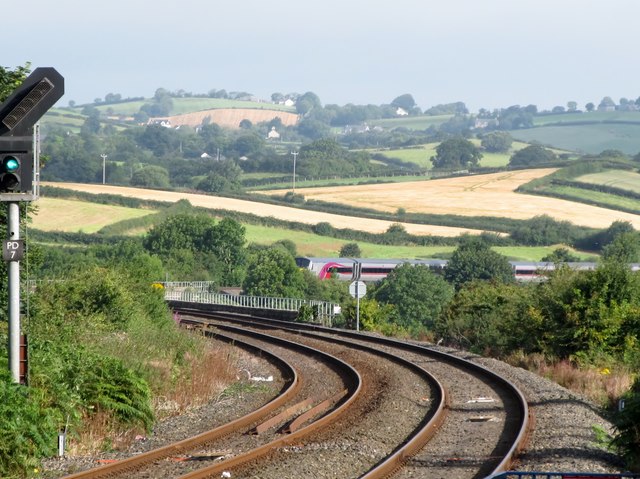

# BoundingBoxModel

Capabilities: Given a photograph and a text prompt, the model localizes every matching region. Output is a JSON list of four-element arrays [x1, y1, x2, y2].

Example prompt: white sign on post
[[349, 280, 367, 332], [349, 280, 366, 298]]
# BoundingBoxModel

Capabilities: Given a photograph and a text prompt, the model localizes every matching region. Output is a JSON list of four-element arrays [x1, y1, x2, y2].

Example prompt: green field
[[246, 224, 590, 260], [41, 109, 93, 131], [533, 110, 640, 126], [512, 123, 640, 155], [371, 145, 438, 168], [369, 114, 453, 130], [370, 140, 534, 169], [542, 184, 640, 212], [576, 169, 640, 193]]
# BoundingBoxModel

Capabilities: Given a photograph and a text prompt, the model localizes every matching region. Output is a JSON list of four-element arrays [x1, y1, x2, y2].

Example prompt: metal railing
[[162, 282, 340, 326]]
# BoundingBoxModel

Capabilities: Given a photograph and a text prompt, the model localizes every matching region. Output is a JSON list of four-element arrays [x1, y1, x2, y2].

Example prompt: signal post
[[0, 68, 64, 383]]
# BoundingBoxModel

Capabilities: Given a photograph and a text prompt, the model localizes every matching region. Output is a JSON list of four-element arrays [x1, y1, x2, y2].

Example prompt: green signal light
[[4, 156, 20, 173]]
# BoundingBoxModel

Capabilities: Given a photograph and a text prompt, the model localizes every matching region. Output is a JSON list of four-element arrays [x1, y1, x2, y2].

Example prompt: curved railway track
[[63, 326, 360, 479], [176, 308, 531, 478], [61, 307, 531, 479]]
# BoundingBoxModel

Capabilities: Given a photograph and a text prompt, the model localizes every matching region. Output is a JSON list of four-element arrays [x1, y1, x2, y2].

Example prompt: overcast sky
[[4, 0, 638, 112]]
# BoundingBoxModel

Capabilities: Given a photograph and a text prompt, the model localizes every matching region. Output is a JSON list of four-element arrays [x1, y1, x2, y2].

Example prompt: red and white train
[[295, 256, 615, 283]]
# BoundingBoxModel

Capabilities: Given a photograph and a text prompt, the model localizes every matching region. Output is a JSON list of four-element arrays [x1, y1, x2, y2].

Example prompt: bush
[[339, 242, 362, 257], [612, 378, 640, 471], [0, 370, 60, 478], [9, 265, 205, 472], [510, 215, 577, 246], [435, 281, 536, 356]]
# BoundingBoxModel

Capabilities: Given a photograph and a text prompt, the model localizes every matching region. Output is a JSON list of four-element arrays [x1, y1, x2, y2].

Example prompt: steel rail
[[178, 306, 531, 478], [174, 320, 365, 479], [64, 322, 362, 479], [179, 313, 450, 479], [61, 331, 301, 479]]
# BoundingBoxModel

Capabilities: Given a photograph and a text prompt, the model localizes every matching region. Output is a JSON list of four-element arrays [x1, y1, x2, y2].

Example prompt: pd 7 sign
[[3, 240, 24, 261]]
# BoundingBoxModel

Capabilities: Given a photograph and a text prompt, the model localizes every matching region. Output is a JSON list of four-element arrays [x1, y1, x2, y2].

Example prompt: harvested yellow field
[[263, 169, 640, 230], [41, 183, 486, 237], [166, 108, 299, 129], [31, 198, 156, 233]]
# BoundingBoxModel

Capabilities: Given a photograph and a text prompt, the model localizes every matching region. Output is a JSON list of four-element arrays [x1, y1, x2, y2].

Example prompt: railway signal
[[0, 67, 64, 384], [0, 150, 29, 194], [0, 67, 64, 202]]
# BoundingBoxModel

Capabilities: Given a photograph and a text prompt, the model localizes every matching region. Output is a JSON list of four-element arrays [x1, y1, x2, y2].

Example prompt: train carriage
[[296, 257, 448, 282], [296, 257, 633, 283]]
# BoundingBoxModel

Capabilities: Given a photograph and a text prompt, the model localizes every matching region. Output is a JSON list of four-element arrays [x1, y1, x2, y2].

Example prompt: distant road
[[43, 183, 487, 237]]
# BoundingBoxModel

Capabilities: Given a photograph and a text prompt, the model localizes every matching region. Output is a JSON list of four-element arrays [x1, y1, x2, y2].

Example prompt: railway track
[[61, 308, 530, 478], [63, 326, 360, 478], [176, 308, 531, 478]]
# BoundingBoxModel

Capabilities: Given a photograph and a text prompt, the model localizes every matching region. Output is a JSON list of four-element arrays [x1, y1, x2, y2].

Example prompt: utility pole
[[101, 154, 108, 184], [291, 150, 298, 192]]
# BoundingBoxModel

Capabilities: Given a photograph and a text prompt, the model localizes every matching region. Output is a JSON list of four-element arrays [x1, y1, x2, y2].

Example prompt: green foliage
[[424, 102, 468, 116], [143, 213, 247, 284], [204, 217, 247, 285], [131, 165, 170, 188], [297, 138, 376, 177], [611, 377, 640, 471], [0, 63, 30, 101], [30, 344, 153, 431], [79, 354, 154, 429], [0, 371, 60, 478], [296, 91, 322, 115], [435, 281, 537, 356], [146, 212, 215, 256], [391, 94, 417, 112], [509, 144, 557, 166], [602, 231, 640, 263], [430, 137, 482, 169], [481, 131, 513, 153], [444, 236, 515, 289], [301, 270, 350, 305], [196, 160, 242, 193], [243, 247, 306, 297], [579, 220, 637, 253], [341, 298, 397, 333], [273, 239, 297, 257], [531, 262, 640, 361], [384, 223, 409, 245], [511, 215, 578, 246], [283, 191, 306, 204], [32, 266, 139, 332], [297, 304, 319, 323], [497, 105, 534, 129], [373, 263, 454, 331], [313, 222, 335, 237], [339, 242, 362, 257], [541, 247, 580, 263], [0, 263, 203, 475]]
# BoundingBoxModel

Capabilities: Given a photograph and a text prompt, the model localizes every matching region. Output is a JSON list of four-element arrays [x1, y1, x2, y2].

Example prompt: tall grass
[[506, 352, 634, 407], [155, 341, 239, 417]]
